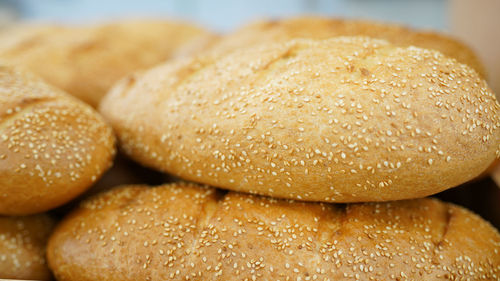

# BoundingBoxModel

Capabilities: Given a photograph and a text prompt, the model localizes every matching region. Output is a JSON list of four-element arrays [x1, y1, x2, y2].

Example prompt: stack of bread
[[0, 16, 498, 281]]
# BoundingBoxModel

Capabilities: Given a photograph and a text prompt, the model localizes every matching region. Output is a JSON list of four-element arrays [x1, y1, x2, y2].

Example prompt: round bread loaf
[[211, 16, 486, 77], [0, 214, 55, 280], [47, 183, 500, 281], [0, 64, 115, 215], [0, 20, 217, 107], [100, 37, 500, 202]]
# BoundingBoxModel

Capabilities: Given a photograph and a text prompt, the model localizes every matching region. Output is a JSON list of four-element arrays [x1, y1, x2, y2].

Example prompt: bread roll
[[211, 16, 486, 77], [0, 20, 217, 107], [0, 64, 115, 215], [0, 214, 55, 280], [100, 37, 500, 202], [47, 183, 500, 281]]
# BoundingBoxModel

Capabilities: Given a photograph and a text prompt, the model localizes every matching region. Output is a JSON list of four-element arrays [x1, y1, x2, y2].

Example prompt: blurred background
[[0, 0, 499, 93], [1, 0, 499, 227], [0, 0, 449, 31]]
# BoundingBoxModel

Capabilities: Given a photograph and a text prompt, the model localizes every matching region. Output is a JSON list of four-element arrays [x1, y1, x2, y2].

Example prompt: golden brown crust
[[0, 213, 55, 280], [0, 64, 115, 215], [47, 183, 500, 281], [211, 16, 486, 77], [100, 37, 500, 202], [475, 158, 500, 180], [0, 20, 216, 107]]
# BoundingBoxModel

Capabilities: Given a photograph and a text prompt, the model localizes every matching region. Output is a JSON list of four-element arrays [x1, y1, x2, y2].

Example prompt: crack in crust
[[0, 97, 55, 127], [438, 205, 452, 248], [431, 204, 453, 267]]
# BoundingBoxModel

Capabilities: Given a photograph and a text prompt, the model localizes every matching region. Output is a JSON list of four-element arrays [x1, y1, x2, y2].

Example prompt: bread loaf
[[0, 64, 115, 214], [211, 16, 486, 77], [100, 37, 500, 202], [47, 183, 500, 281], [0, 214, 55, 280], [0, 20, 217, 107]]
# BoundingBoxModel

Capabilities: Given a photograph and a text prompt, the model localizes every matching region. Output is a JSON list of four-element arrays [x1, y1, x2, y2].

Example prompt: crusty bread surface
[[0, 20, 217, 107], [47, 183, 500, 281], [0, 64, 115, 215], [100, 37, 500, 202], [0, 214, 55, 280], [211, 16, 486, 77]]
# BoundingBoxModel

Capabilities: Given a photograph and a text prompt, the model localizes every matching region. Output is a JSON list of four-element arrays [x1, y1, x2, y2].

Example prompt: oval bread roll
[[0, 214, 55, 280], [100, 37, 500, 202], [0, 64, 115, 215], [0, 20, 217, 107], [211, 16, 486, 77], [47, 183, 500, 281]]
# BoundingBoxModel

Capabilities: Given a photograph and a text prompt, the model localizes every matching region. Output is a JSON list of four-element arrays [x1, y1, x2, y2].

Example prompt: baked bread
[[211, 16, 486, 77], [100, 37, 500, 202], [0, 214, 55, 280], [475, 159, 500, 180], [47, 183, 500, 281], [0, 64, 115, 215], [0, 20, 217, 107]]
